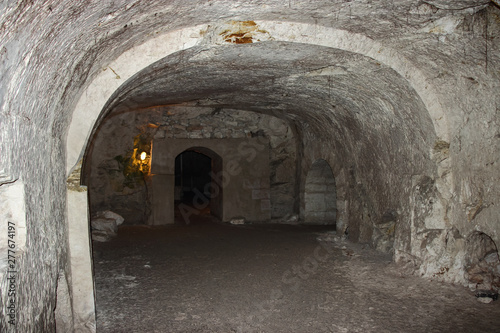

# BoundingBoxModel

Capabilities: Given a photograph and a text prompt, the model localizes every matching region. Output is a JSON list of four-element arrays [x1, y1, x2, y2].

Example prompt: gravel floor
[[93, 216, 500, 332]]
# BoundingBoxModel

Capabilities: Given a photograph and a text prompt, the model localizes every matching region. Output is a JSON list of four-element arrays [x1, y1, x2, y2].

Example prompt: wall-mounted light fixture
[[140, 151, 147, 161]]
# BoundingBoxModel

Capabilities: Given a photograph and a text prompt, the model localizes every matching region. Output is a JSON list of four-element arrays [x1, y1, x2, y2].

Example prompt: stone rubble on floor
[[91, 210, 125, 242]]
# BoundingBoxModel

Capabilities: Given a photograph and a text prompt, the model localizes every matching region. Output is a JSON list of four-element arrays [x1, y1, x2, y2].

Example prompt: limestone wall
[[85, 107, 296, 224]]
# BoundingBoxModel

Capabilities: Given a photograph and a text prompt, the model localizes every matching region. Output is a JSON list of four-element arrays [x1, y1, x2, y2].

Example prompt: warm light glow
[[140, 152, 147, 161]]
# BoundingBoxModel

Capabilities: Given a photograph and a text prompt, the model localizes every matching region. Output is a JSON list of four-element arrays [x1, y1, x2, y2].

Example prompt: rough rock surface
[[0, 1, 498, 331], [91, 211, 125, 242]]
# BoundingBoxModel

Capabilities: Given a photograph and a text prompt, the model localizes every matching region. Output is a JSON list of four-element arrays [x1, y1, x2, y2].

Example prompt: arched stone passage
[[95, 40, 439, 242], [66, 24, 445, 263], [303, 159, 336, 225], [3, 2, 500, 331], [64, 32, 442, 330], [60, 16, 465, 331], [66, 21, 451, 176]]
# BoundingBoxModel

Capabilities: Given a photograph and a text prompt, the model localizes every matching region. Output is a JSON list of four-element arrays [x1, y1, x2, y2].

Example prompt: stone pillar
[[67, 186, 96, 333], [151, 174, 175, 225]]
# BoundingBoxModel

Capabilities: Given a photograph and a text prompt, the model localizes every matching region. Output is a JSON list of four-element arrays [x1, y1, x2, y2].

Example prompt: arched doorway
[[174, 148, 223, 221], [304, 159, 337, 225]]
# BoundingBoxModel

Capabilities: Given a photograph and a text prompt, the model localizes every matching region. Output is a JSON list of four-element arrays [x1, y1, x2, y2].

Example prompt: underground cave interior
[[2, 2, 500, 332], [81, 85, 500, 331], [84, 104, 346, 331], [69, 30, 500, 332]]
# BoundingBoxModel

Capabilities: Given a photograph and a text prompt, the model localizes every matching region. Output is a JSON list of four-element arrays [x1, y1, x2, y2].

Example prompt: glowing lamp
[[140, 152, 147, 161]]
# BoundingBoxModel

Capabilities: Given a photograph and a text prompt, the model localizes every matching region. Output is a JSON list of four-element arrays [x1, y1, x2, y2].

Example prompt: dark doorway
[[175, 150, 212, 209], [174, 148, 223, 220]]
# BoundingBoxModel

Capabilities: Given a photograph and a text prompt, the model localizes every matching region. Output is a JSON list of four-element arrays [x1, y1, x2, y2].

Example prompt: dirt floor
[[93, 215, 500, 332]]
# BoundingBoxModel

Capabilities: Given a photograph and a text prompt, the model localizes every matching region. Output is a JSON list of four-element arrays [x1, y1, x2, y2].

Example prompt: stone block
[[232, 131, 246, 138], [252, 189, 270, 200], [97, 210, 124, 225], [305, 183, 327, 192], [91, 230, 111, 242], [154, 130, 166, 139], [305, 211, 326, 222], [187, 125, 204, 131], [189, 131, 203, 138], [260, 199, 271, 211], [91, 218, 117, 237], [306, 196, 327, 211]]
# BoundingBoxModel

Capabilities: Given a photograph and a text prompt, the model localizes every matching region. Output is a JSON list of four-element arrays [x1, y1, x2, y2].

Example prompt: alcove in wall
[[303, 159, 337, 225]]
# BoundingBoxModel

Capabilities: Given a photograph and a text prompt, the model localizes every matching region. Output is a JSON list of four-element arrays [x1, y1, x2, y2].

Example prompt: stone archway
[[151, 138, 270, 225], [63, 21, 449, 332], [66, 21, 450, 176], [303, 159, 336, 225]]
